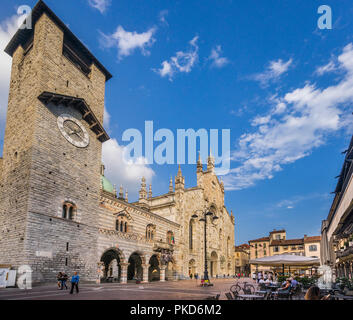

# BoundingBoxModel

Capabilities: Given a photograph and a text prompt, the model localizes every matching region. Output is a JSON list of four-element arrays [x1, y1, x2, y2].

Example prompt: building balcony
[[336, 246, 353, 259], [153, 240, 174, 252]]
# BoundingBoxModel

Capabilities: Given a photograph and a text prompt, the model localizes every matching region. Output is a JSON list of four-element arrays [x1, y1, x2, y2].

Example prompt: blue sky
[[1, 0, 353, 244]]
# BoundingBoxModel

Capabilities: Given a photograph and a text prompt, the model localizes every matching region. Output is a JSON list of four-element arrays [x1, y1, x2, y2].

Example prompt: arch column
[[142, 264, 150, 283], [120, 262, 129, 284], [160, 265, 166, 282]]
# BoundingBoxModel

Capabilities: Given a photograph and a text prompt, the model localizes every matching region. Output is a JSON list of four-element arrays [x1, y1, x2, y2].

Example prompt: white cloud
[[315, 60, 336, 75], [88, 0, 111, 14], [101, 26, 156, 60], [252, 58, 293, 86], [276, 193, 328, 209], [208, 45, 229, 68], [103, 107, 111, 132], [0, 14, 27, 135], [154, 36, 199, 80], [159, 10, 169, 26], [102, 138, 155, 195], [223, 44, 353, 190]]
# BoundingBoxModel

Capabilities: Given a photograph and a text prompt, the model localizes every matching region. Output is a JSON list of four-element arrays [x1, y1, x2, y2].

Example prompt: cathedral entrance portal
[[149, 255, 160, 281], [210, 251, 218, 277], [127, 252, 143, 281], [100, 248, 122, 282], [188, 259, 196, 277]]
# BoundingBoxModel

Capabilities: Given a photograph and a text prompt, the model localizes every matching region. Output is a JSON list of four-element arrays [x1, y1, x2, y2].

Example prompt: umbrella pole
[[282, 264, 284, 275]]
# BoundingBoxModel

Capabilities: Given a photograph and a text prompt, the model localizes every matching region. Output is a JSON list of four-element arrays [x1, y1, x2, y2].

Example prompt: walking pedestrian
[[61, 272, 68, 290], [57, 272, 62, 289], [70, 272, 80, 294]]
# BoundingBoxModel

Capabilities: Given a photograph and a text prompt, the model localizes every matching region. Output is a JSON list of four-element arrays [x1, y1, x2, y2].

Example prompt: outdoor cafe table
[[255, 290, 267, 295], [332, 294, 353, 300], [237, 294, 264, 300]]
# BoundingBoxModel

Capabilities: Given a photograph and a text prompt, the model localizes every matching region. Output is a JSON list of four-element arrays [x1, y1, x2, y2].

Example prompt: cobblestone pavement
[[0, 278, 256, 300]]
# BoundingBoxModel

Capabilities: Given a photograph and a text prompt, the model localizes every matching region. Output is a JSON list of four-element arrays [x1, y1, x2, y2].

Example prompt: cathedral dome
[[101, 175, 114, 193]]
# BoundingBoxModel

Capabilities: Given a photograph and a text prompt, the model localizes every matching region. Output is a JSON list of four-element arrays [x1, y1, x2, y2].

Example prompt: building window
[[274, 246, 279, 252], [116, 214, 128, 233], [62, 202, 76, 220], [255, 244, 257, 249], [309, 245, 317, 252], [227, 236, 231, 256], [189, 219, 194, 250], [291, 246, 296, 250], [276, 235, 281, 240], [146, 224, 155, 240], [263, 243, 266, 248], [263, 250, 267, 256], [166, 231, 175, 244]]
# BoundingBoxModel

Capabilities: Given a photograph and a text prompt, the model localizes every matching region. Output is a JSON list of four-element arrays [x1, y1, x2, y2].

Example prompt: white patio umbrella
[[250, 254, 320, 274]]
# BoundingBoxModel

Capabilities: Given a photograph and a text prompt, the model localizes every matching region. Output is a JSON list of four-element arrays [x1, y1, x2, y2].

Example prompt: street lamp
[[192, 209, 219, 282]]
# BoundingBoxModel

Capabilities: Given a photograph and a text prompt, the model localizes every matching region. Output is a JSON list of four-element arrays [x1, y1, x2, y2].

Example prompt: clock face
[[57, 114, 90, 148]]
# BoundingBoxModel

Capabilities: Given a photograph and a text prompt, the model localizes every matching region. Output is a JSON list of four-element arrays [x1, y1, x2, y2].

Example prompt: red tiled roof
[[235, 244, 250, 250], [248, 237, 270, 243], [270, 238, 304, 246], [304, 236, 321, 243], [269, 229, 286, 234]]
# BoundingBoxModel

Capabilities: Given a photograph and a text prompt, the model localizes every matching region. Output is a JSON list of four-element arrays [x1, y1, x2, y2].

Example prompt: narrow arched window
[[115, 219, 119, 231], [62, 204, 67, 219], [189, 220, 194, 250], [124, 222, 127, 233], [146, 224, 155, 240], [62, 202, 76, 221]]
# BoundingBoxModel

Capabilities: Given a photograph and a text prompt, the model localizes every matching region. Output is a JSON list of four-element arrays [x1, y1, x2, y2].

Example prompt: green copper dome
[[101, 175, 114, 193]]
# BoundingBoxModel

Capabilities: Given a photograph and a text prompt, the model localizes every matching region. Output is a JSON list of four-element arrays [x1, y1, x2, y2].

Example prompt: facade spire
[[169, 176, 174, 193], [175, 165, 185, 190], [207, 152, 215, 173], [113, 184, 117, 196], [125, 189, 128, 202], [148, 184, 152, 199], [139, 177, 147, 200], [197, 152, 203, 173], [177, 164, 182, 177], [119, 185, 124, 199]]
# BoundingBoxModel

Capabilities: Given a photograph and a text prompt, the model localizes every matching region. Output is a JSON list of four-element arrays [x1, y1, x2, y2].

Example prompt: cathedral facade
[[0, 1, 235, 284]]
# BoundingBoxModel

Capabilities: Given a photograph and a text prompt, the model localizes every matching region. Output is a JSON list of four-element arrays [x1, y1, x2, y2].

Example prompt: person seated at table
[[290, 277, 298, 288], [258, 276, 265, 285], [278, 279, 291, 291], [265, 278, 272, 284], [304, 286, 331, 300]]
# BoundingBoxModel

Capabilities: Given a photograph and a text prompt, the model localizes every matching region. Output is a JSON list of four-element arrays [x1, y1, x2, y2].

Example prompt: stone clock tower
[[0, 1, 112, 282]]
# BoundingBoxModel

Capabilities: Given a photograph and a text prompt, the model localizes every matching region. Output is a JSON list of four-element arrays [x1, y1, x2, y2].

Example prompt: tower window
[[62, 202, 77, 221], [66, 242, 69, 252]]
